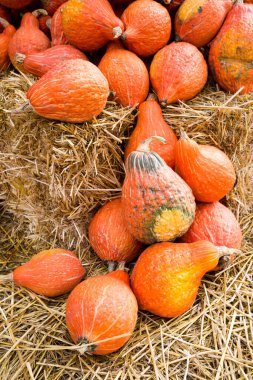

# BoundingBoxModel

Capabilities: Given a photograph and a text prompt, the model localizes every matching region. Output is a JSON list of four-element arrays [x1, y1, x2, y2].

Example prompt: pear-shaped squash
[[98, 41, 149, 107], [125, 96, 178, 168], [41, 0, 67, 15], [0, 0, 34, 9], [0, 5, 11, 32], [61, 0, 124, 52], [150, 42, 208, 105], [0, 18, 15, 71], [50, 3, 69, 46], [175, 0, 233, 48], [209, 4, 253, 94], [121, 0, 171, 57], [175, 132, 236, 202], [122, 137, 196, 244]]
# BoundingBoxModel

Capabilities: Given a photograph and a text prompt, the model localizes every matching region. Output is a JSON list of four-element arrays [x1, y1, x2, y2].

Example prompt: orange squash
[[150, 42, 208, 105], [0, 5, 11, 33], [122, 137, 196, 244], [0, 248, 86, 297], [41, 0, 67, 15], [8, 10, 51, 72], [0, 18, 15, 72], [131, 241, 240, 318], [0, 0, 34, 9], [209, 4, 253, 94], [16, 45, 88, 77], [89, 198, 143, 268], [98, 41, 149, 107], [38, 15, 51, 37], [62, 0, 124, 52], [121, 0, 171, 57], [66, 270, 138, 355], [125, 95, 178, 168], [175, 0, 233, 48], [26, 59, 109, 122], [175, 132, 236, 202], [50, 3, 69, 46]]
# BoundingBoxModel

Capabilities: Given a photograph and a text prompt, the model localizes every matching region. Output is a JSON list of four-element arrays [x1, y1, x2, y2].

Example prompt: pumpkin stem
[[180, 129, 189, 140], [0, 17, 9, 28], [217, 246, 241, 259], [121, 32, 127, 41], [76, 337, 96, 354], [147, 93, 158, 101], [112, 26, 123, 39], [160, 100, 168, 107], [32, 9, 48, 18], [15, 53, 26, 64], [107, 261, 117, 272], [4, 101, 33, 114], [46, 18, 52, 30], [137, 136, 167, 152], [0, 273, 13, 284], [175, 34, 181, 42], [162, 0, 172, 4], [118, 261, 125, 270]]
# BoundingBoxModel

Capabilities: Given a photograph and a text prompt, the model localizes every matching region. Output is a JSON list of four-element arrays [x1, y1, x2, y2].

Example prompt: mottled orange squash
[[50, 3, 69, 46], [0, 0, 34, 9], [0, 18, 15, 71], [41, 0, 67, 15]]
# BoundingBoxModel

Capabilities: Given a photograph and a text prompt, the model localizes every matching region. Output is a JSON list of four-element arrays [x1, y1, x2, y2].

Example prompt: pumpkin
[[66, 270, 138, 355], [16, 45, 88, 77], [38, 15, 51, 37], [0, 248, 86, 297], [122, 136, 196, 244], [121, 0, 171, 57], [0, 5, 11, 33], [89, 198, 143, 269], [50, 3, 69, 46], [131, 241, 240, 318], [8, 10, 51, 72], [41, 0, 67, 15], [26, 59, 109, 123], [209, 4, 253, 94], [0, 0, 34, 9], [175, 0, 233, 47], [61, 0, 124, 52], [0, 18, 15, 72], [150, 42, 208, 105], [98, 41, 149, 107], [124, 95, 178, 168], [175, 131, 236, 202]]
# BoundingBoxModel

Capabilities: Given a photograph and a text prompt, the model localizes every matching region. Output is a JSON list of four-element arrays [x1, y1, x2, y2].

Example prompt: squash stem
[[0, 273, 13, 284], [137, 136, 166, 152], [15, 53, 26, 65], [32, 9, 48, 18], [147, 93, 158, 101], [107, 261, 117, 272], [112, 26, 123, 39], [217, 246, 241, 258], [118, 261, 125, 271], [5, 101, 33, 114], [0, 17, 9, 28], [46, 18, 52, 30], [180, 129, 189, 140]]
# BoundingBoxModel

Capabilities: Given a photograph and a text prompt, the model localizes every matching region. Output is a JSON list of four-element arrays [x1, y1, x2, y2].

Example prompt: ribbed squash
[[175, 132, 236, 202], [62, 0, 124, 52], [0, 0, 34, 9], [17, 45, 88, 77], [41, 0, 67, 15], [8, 10, 51, 72], [98, 41, 149, 107], [121, 0, 171, 57], [66, 270, 138, 355], [150, 42, 208, 105], [209, 4, 253, 94], [0, 18, 15, 72], [125, 96, 178, 168], [0, 5, 10, 32], [26, 59, 109, 123], [89, 198, 143, 267], [50, 3, 69, 46], [175, 0, 233, 47], [122, 137, 196, 244], [131, 241, 240, 318]]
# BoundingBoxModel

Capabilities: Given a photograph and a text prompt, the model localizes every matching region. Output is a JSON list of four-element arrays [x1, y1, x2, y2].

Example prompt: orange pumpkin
[[175, 131, 236, 202], [41, 0, 67, 15], [0, 18, 15, 71], [66, 270, 138, 355], [17, 45, 88, 77], [98, 41, 149, 107], [131, 241, 240, 318], [0, 249, 86, 297], [0, 0, 34, 9], [121, 0, 171, 57], [62, 0, 124, 52], [209, 4, 253, 94], [175, 0, 233, 47], [89, 198, 143, 267], [125, 95, 178, 168], [50, 3, 69, 46], [8, 10, 51, 72], [26, 59, 109, 122], [0, 5, 11, 33], [150, 42, 208, 105]]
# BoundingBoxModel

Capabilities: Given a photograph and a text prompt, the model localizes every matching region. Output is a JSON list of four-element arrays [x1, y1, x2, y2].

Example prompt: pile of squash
[[0, 0, 249, 356]]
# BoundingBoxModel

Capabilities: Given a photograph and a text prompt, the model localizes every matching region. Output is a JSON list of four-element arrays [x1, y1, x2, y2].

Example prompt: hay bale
[[0, 70, 252, 379]]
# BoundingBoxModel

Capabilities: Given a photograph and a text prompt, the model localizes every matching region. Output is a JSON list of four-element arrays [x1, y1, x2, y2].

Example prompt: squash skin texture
[[13, 248, 86, 297], [88, 198, 143, 263], [51, 3, 69, 46], [209, 4, 253, 94], [175, 0, 233, 48], [66, 273, 138, 355], [121, 0, 171, 57], [41, 0, 67, 15], [0, 0, 34, 9], [150, 42, 208, 104], [98, 42, 149, 107], [131, 241, 220, 318], [0, 21, 15, 72], [62, 0, 124, 52], [175, 135, 236, 202], [27, 59, 109, 123]]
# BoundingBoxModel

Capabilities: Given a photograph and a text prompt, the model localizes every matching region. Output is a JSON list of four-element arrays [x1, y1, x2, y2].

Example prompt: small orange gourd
[[125, 95, 178, 168], [0, 0, 34, 9], [0, 18, 15, 72], [122, 136, 196, 244], [0, 248, 86, 297], [0, 5, 11, 32], [62, 0, 124, 52], [89, 198, 143, 268], [150, 42, 208, 105], [98, 41, 149, 107], [131, 241, 240, 318], [66, 270, 138, 355], [41, 0, 67, 15], [175, 132, 236, 202], [50, 3, 69, 46], [121, 0, 171, 57]]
